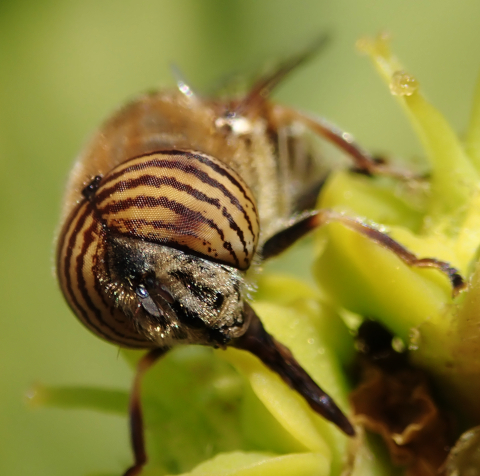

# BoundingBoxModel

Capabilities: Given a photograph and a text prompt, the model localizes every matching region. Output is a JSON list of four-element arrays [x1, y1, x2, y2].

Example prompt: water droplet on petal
[[390, 70, 419, 96], [25, 388, 36, 400]]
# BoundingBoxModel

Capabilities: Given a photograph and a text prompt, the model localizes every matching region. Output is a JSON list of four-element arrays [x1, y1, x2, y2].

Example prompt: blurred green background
[[1, 1, 480, 475]]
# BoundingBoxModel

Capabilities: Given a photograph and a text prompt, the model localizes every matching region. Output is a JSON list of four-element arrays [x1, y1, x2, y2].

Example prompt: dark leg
[[233, 302, 355, 436], [123, 347, 169, 476], [260, 210, 465, 295], [268, 104, 417, 180]]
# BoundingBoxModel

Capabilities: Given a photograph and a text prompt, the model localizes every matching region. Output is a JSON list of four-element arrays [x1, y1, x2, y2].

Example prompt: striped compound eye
[[95, 150, 259, 269], [57, 149, 259, 348]]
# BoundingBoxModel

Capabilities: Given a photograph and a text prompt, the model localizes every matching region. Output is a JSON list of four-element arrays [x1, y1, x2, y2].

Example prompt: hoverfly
[[56, 38, 463, 475]]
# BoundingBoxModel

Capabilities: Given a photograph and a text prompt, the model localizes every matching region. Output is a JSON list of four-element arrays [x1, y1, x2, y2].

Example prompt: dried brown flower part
[[350, 356, 452, 476]]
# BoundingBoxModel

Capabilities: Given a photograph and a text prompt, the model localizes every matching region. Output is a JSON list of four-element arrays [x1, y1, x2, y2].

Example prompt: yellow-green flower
[[317, 34, 480, 424], [33, 35, 480, 475]]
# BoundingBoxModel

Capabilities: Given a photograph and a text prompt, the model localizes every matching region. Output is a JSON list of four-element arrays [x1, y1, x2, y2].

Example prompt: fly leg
[[123, 347, 169, 476], [261, 209, 465, 295], [268, 104, 417, 180]]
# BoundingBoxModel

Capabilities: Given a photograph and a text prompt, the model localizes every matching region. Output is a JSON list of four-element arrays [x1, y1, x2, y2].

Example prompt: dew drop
[[408, 327, 421, 351], [25, 387, 36, 400], [389, 70, 419, 96], [392, 336, 406, 353]]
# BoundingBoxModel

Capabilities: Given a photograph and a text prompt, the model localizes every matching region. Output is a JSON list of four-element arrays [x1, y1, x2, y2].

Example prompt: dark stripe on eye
[[98, 173, 251, 260], [222, 205, 249, 260], [95, 174, 222, 210], [86, 225, 112, 312], [61, 202, 146, 346], [77, 214, 146, 344], [91, 235, 111, 311], [109, 218, 203, 239], [99, 195, 240, 267], [170, 154, 258, 239], [169, 150, 258, 213], [99, 153, 256, 239], [62, 203, 114, 340]]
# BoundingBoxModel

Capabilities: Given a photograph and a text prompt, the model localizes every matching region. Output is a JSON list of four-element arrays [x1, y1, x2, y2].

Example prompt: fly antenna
[[236, 34, 330, 115]]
